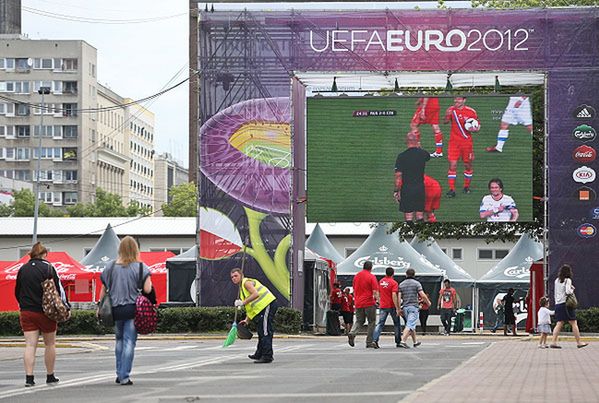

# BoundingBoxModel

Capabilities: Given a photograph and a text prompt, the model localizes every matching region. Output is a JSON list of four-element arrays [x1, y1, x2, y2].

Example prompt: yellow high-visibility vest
[[240, 277, 276, 320]]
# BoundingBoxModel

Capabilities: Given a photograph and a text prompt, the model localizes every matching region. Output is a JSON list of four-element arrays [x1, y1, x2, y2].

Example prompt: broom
[[223, 247, 247, 348]]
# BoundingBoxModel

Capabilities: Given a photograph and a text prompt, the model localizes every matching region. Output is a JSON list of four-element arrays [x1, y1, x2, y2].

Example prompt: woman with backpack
[[15, 242, 69, 387], [98, 236, 152, 385]]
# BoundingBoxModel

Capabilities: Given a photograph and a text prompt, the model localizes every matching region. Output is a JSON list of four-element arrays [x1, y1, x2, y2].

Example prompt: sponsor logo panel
[[572, 105, 596, 120], [573, 145, 597, 163], [577, 223, 597, 238], [576, 186, 597, 202], [572, 125, 597, 142], [572, 166, 596, 184]]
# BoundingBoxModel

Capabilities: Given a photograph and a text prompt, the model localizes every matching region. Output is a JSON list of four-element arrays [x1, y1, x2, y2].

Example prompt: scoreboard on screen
[[306, 95, 534, 223]]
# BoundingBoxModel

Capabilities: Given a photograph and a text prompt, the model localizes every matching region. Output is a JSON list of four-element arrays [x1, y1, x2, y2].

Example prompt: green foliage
[[576, 307, 599, 333], [0, 312, 22, 336], [162, 183, 197, 217], [12, 189, 51, 217], [56, 311, 112, 335], [67, 188, 147, 217], [0, 202, 13, 217]]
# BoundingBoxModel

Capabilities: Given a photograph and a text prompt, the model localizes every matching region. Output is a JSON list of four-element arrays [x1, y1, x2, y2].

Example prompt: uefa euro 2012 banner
[[306, 95, 534, 223]]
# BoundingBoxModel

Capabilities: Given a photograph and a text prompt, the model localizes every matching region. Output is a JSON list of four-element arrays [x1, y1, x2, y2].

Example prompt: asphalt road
[[0, 336, 489, 403]]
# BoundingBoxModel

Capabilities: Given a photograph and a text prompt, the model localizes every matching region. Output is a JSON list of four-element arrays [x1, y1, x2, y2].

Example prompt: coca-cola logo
[[573, 166, 596, 184], [504, 266, 530, 278], [148, 263, 167, 273], [573, 145, 597, 163]]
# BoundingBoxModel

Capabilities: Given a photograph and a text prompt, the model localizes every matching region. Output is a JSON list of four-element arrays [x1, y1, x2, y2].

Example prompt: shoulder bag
[[98, 262, 115, 327], [566, 292, 578, 309], [42, 264, 70, 323], [134, 263, 158, 334]]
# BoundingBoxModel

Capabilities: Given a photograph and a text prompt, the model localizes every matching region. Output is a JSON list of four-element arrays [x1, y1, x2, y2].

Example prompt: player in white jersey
[[480, 178, 519, 222], [486, 96, 532, 153]]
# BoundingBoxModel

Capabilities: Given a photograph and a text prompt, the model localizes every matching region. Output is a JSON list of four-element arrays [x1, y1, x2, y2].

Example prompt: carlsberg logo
[[354, 256, 411, 269]]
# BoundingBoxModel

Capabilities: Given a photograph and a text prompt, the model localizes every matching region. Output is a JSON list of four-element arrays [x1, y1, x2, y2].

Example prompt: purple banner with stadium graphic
[[196, 7, 599, 308]]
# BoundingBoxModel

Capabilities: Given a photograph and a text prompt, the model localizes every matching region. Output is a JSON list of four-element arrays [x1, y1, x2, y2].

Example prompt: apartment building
[[154, 152, 188, 215], [126, 100, 155, 210], [96, 84, 128, 203], [0, 38, 97, 206]]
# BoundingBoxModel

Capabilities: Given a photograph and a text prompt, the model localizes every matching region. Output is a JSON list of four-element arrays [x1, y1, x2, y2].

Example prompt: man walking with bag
[[348, 261, 379, 348]]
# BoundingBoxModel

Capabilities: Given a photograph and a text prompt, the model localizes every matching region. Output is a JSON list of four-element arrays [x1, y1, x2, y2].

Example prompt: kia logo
[[573, 166, 596, 184], [573, 145, 597, 163]]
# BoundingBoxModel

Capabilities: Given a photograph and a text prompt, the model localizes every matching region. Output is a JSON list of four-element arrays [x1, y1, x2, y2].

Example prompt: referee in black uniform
[[394, 131, 431, 221]]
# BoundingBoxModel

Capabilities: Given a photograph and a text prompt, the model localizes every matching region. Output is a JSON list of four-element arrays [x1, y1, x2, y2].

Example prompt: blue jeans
[[115, 319, 138, 383], [373, 308, 401, 344]]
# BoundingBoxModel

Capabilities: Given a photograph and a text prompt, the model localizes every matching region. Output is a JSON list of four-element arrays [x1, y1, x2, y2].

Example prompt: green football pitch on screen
[[306, 95, 533, 222]]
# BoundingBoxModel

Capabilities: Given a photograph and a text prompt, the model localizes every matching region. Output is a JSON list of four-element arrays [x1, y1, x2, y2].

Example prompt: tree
[[162, 183, 197, 217], [67, 188, 148, 217], [0, 202, 13, 217], [12, 189, 51, 217]]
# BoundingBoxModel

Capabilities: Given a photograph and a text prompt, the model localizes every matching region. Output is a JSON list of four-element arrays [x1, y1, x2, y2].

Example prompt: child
[[537, 297, 554, 348]]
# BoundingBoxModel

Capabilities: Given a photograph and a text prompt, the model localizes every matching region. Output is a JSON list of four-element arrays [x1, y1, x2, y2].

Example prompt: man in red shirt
[[348, 261, 379, 348], [330, 282, 343, 312], [437, 279, 461, 335], [411, 97, 444, 157], [444, 96, 479, 197], [372, 267, 401, 348], [340, 287, 354, 335]]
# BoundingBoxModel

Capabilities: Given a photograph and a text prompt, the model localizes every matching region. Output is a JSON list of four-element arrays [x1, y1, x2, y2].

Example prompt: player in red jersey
[[423, 175, 441, 222], [444, 97, 479, 198], [411, 97, 444, 158]]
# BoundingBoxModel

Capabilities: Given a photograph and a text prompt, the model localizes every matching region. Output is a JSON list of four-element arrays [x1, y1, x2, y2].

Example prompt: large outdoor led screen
[[307, 95, 533, 222]]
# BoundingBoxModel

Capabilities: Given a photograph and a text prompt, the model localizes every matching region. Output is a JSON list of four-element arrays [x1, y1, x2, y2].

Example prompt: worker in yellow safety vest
[[230, 268, 277, 363]]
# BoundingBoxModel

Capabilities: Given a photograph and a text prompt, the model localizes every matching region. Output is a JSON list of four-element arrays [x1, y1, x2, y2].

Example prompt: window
[[344, 247, 357, 258], [14, 170, 30, 181], [478, 249, 510, 260], [62, 103, 77, 117], [441, 248, 448, 255], [61, 58, 78, 71], [63, 81, 77, 94], [0, 102, 14, 116], [452, 248, 463, 260], [5, 148, 14, 160], [16, 148, 30, 160], [39, 191, 53, 203], [63, 192, 78, 204], [64, 170, 78, 182], [35, 170, 53, 181], [16, 103, 30, 116], [33, 80, 53, 92], [34, 58, 54, 69], [16, 125, 30, 137], [5, 58, 15, 70], [15, 81, 30, 94], [63, 125, 77, 138]]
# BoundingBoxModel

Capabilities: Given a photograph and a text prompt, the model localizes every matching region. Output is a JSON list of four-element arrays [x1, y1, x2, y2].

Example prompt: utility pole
[[32, 86, 51, 244]]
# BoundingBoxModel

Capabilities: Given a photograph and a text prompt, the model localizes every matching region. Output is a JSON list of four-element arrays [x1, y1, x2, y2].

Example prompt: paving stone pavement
[[403, 340, 598, 402]]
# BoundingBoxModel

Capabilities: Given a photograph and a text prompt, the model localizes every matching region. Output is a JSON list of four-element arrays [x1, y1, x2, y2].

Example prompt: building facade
[[0, 38, 97, 206], [154, 152, 188, 215], [126, 101, 155, 210]]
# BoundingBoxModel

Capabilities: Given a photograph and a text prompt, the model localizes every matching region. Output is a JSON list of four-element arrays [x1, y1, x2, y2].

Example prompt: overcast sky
[[21, 0, 190, 166]]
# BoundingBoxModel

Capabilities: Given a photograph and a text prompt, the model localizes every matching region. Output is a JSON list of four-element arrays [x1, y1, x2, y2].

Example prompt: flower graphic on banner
[[199, 206, 290, 299], [200, 97, 291, 215]]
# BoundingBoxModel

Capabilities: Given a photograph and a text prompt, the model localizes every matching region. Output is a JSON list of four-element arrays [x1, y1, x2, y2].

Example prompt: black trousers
[[419, 309, 429, 334], [440, 308, 454, 334], [253, 302, 278, 360]]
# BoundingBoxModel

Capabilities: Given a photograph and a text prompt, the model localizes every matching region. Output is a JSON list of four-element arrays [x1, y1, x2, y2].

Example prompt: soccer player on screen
[[444, 96, 479, 198], [479, 178, 519, 222], [411, 97, 444, 158], [486, 96, 532, 153], [423, 175, 442, 222]]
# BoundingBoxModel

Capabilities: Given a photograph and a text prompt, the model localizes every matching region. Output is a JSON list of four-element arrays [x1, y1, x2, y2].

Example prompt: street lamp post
[[32, 86, 51, 244]]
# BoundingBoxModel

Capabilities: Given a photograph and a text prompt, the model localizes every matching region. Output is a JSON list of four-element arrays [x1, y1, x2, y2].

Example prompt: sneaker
[[549, 344, 562, 349], [577, 343, 589, 349], [115, 377, 120, 384], [120, 380, 133, 386], [413, 342, 421, 347], [46, 374, 59, 384], [463, 187, 471, 194], [446, 190, 456, 198], [397, 342, 410, 349], [430, 152, 443, 158], [254, 357, 273, 364], [25, 380, 35, 387], [248, 354, 260, 360], [366, 342, 380, 349], [538, 345, 545, 349], [486, 146, 501, 152], [348, 334, 355, 347]]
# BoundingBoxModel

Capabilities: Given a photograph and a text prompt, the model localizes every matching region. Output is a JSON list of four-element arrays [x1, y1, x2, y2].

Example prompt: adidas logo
[[573, 104, 596, 120]]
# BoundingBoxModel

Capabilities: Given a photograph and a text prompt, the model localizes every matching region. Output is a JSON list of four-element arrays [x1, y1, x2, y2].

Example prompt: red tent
[[140, 251, 175, 304], [0, 252, 95, 311]]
